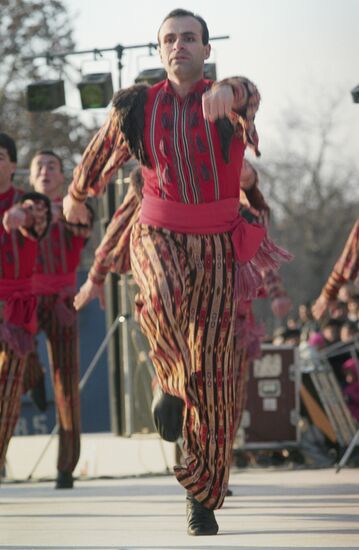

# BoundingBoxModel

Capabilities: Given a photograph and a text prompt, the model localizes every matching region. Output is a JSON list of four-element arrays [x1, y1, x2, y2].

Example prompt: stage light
[[134, 63, 217, 86], [351, 84, 359, 104], [77, 72, 114, 109], [26, 80, 65, 112], [134, 68, 166, 85]]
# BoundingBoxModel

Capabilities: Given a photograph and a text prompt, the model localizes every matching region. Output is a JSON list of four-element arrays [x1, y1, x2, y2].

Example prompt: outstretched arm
[[3, 192, 51, 240], [74, 278, 105, 311], [202, 77, 261, 156], [73, 182, 141, 310], [63, 110, 131, 223], [312, 219, 359, 320]]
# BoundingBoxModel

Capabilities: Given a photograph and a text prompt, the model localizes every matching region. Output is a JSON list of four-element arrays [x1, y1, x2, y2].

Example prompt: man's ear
[[10, 162, 17, 180], [204, 43, 211, 60]]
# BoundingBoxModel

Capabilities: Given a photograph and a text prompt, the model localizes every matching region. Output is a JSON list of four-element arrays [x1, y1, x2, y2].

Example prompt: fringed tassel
[[253, 234, 293, 271], [235, 235, 293, 301], [235, 261, 263, 302]]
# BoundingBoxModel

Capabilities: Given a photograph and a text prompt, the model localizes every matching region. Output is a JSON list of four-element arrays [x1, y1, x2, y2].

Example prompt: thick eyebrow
[[163, 31, 199, 41], [35, 159, 57, 167]]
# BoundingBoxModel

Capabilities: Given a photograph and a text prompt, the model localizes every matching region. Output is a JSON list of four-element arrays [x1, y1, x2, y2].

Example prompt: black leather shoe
[[186, 492, 218, 536], [226, 487, 233, 496], [55, 471, 73, 489], [151, 386, 184, 442], [30, 376, 47, 412]]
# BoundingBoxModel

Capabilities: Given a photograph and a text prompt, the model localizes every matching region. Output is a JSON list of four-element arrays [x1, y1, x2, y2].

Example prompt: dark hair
[[321, 317, 343, 330], [341, 320, 358, 333], [0, 132, 17, 162], [158, 8, 209, 45], [32, 149, 63, 173]]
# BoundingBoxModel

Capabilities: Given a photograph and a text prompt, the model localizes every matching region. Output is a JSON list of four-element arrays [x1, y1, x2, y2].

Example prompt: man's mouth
[[172, 55, 189, 62]]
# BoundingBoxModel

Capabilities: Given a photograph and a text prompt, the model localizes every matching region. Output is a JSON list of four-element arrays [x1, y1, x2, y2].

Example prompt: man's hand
[[202, 84, 234, 122], [63, 193, 89, 224], [74, 278, 105, 311], [2, 205, 26, 233], [312, 294, 331, 320]]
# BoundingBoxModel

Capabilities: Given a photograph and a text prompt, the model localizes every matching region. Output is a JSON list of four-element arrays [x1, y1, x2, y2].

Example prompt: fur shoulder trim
[[112, 84, 151, 167], [112, 83, 149, 111]]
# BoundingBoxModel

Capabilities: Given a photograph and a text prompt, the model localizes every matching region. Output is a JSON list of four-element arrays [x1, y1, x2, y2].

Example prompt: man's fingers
[[202, 85, 234, 121], [202, 93, 212, 120], [73, 291, 87, 311], [2, 209, 26, 232]]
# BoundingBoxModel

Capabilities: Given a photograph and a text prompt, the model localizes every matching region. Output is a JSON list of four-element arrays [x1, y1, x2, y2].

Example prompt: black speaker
[[203, 63, 217, 80], [134, 68, 166, 85], [77, 72, 114, 109], [27, 80, 65, 112], [351, 84, 359, 104]]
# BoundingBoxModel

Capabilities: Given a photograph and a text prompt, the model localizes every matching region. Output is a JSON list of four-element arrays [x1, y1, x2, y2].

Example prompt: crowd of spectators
[[268, 282, 359, 425]]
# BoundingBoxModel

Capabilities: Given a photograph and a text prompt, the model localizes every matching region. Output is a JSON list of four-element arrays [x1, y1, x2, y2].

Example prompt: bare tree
[[255, 97, 359, 310], [0, 0, 97, 170]]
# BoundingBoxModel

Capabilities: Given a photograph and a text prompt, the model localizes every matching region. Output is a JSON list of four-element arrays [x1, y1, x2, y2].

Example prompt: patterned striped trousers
[[131, 224, 238, 510], [0, 342, 27, 471], [24, 295, 81, 473]]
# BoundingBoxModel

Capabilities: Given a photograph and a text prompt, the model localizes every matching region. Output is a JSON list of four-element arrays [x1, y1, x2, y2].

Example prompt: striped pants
[[0, 343, 27, 471], [131, 224, 238, 509], [23, 295, 81, 473]]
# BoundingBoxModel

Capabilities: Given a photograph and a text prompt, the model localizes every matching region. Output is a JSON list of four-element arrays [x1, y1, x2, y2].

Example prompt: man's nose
[[173, 37, 185, 49]]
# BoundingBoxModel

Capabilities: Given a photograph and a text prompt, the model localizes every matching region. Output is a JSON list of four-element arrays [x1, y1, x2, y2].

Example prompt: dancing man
[[63, 9, 290, 535], [0, 133, 51, 476], [23, 150, 93, 489]]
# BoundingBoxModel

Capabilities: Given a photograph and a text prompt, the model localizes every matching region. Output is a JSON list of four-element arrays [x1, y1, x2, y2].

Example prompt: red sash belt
[[0, 278, 37, 356], [32, 272, 77, 327], [32, 272, 76, 296], [0, 278, 37, 334], [139, 195, 292, 301], [139, 196, 265, 263]]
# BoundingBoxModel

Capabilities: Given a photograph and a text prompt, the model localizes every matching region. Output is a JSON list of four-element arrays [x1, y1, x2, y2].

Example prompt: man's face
[[30, 154, 64, 199], [158, 16, 210, 82], [0, 146, 16, 192]]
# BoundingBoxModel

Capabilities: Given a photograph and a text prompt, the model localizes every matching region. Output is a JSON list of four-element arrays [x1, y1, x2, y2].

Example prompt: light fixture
[[351, 84, 359, 104], [134, 64, 217, 86], [77, 72, 114, 109], [203, 63, 217, 80], [134, 68, 166, 85], [26, 80, 65, 112]]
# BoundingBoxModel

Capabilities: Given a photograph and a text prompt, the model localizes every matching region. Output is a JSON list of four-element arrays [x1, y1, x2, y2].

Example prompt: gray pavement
[[1, 467, 359, 549]]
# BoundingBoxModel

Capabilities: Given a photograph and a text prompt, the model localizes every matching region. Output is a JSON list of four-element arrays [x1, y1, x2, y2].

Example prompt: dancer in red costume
[[63, 9, 291, 535], [0, 133, 51, 474], [22, 150, 93, 489]]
